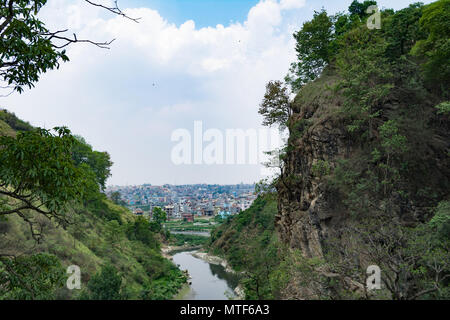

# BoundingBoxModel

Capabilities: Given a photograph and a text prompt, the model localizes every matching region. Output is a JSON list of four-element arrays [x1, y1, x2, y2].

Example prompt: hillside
[[210, 0, 450, 300], [0, 110, 186, 300], [209, 194, 287, 299]]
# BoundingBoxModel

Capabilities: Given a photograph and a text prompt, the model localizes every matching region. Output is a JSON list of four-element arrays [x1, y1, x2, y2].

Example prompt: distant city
[[106, 184, 257, 221]]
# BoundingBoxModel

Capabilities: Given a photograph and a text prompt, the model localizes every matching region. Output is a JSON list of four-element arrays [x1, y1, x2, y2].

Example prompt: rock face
[[275, 83, 348, 258], [275, 71, 449, 260]]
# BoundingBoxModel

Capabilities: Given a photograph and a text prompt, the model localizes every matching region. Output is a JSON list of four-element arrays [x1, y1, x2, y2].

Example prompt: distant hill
[[0, 109, 33, 133]]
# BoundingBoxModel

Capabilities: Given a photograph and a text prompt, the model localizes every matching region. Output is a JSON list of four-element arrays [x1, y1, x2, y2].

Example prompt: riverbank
[[190, 251, 234, 274], [189, 250, 245, 300], [161, 244, 202, 259], [172, 283, 192, 300]]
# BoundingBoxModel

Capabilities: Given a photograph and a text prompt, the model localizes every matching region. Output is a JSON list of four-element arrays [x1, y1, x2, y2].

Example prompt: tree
[[429, 201, 450, 239], [377, 120, 408, 196], [126, 216, 158, 249], [0, 253, 65, 299], [0, 0, 138, 94], [411, 0, 450, 91], [0, 127, 92, 241], [152, 207, 167, 225], [255, 177, 277, 196], [0, 109, 33, 131], [348, 0, 378, 19], [240, 232, 282, 299], [384, 3, 425, 58], [84, 264, 122, 300], [407, 203, 450, 299], [319, 199, 450, 300], [335, 25, 394, 139], [105, 219, 123, 248], [110, 191, 125, 206], [258, 80, 292, 130], [72, 136, 112, 191], [286, 10, 334, 91]]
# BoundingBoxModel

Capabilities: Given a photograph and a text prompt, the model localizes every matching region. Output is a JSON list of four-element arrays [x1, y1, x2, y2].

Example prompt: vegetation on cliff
[[209, 193, 289, 299]]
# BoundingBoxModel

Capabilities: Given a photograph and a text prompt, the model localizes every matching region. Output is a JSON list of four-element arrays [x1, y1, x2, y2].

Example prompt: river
[[172, 251, 240, 300]]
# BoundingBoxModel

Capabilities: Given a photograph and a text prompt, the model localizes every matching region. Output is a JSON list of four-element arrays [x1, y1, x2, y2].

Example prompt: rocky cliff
[[275, 68, 449, 261], [276, 70, 345, 258]]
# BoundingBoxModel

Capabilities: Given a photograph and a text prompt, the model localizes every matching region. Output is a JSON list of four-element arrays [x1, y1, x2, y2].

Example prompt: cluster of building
[[106, 184, 257, 221]]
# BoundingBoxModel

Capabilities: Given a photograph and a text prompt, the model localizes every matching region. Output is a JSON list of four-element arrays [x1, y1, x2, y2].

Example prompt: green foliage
[[286, 9, 334, 91], [255, 177, 277, 196], [240, 231, 284, 300], [324, 0, 447, 212], [290, 118, 311, 140], [0, 113, 185, 300], [270, 249, 330, 299], [327, 121, 409, 214], [0, 127, 86, 211], [169, 233, 208, 246], [83, 264, 123, 300], [231, 195, 276, 233], [0, 127, 97, 240], [311, 160, 331, 178], [109, 191, 126, 206], [348, 0, 378, 19], [105, 219, 124, 246], [209, 194, 285, 299], [213, 214, 225, 224], [125, 216, 159, 249], [337, 201, 450, 300], [336, 25, 393, 137], [411, 0, 450, 90], [258, 80, 291, 129], [151, 207, 166, 232], [379, 120, 408, 155], [429, 201, 450, 240], [85, 193, 122, 223], [285, 2, 387, 92], [0, 109, 33, 132], [72, 136, 112, 191], [435, 101, 450, 115], [0, 0, 70, 93], [0, 253, 65, 300], [384, 3, 425, 58], [333, 12, 353, 37], [140, 265, 187, 300]]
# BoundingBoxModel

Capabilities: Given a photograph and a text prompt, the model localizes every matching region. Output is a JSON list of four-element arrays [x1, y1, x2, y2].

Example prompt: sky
[[2, 0, 434, 186]]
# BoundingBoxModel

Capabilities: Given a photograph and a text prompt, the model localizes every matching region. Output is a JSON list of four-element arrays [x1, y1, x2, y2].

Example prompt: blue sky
[[4, 0, 435, 186], [121, 0, 432, 28], [124, 0, 260, 28]]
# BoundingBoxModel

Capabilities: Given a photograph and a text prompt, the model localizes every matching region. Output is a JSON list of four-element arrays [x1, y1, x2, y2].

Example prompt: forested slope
[[0, 110, 186, 300]]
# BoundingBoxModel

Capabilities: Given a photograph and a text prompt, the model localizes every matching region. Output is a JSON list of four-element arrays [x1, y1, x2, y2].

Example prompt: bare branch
[[43, 30, 116, 49], [84, 0, 140, 23]]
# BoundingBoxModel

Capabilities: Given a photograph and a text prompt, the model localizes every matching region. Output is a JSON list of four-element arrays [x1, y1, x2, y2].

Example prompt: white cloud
[[280, 0, 306, 10], [5, 0, 306, 185]]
